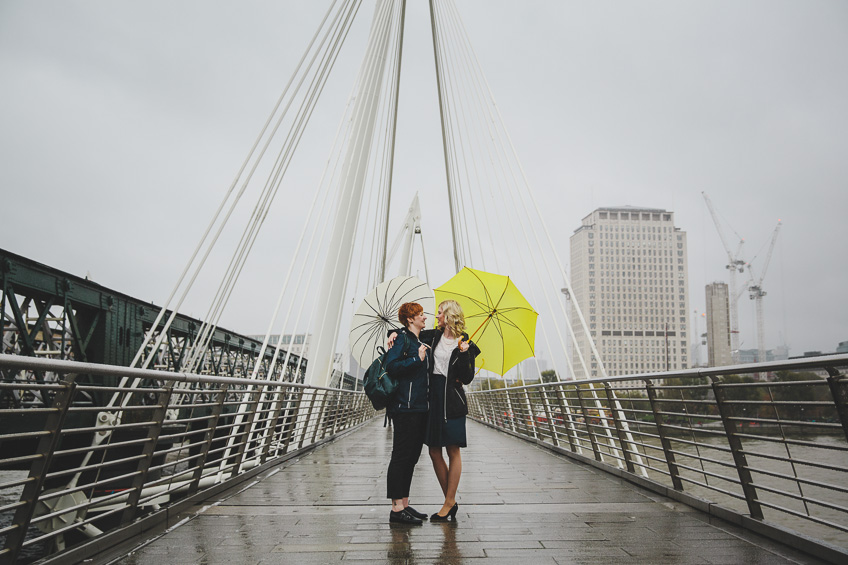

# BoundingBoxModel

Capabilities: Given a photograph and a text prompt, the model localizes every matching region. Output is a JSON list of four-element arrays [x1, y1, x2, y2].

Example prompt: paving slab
[[103, 418, 828, 564]]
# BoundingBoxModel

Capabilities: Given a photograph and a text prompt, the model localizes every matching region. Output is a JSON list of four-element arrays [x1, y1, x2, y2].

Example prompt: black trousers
[[386, 411, 427, 500]]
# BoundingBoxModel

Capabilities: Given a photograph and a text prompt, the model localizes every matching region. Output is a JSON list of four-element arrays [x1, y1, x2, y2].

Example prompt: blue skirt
[[425, 373, 467, 448]]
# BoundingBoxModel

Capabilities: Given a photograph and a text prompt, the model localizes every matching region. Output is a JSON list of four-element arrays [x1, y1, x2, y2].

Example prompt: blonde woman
[[389, 299, 480, 521]]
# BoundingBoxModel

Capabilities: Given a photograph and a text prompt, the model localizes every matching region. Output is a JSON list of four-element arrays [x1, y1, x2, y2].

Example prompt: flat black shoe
[[430, 503, 458, 522], [404, 506, 427, 520], [389, 509, 423, 525]]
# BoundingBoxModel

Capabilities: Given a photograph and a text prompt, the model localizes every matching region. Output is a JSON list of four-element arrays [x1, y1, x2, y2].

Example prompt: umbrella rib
[[362, 298, 388, 319], [350, 318, 388, 340], [350, 320, 385, 354], [352, 321, 393, 364], [434, 290, 491, 312], [467, 268, 496, 311], [387, 280, 433, 314], [492, 314, 536, 356], [496, 306, 538, 315], [386, 278, 409, 312], [474, 318, 506, 375], [494, 276, 510, 311]]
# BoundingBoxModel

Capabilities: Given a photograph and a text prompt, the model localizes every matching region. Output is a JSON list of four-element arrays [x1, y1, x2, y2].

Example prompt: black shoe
[[430, 503, 458, 522], [390, 509, 423, 525], [404, 506, 427, 520]]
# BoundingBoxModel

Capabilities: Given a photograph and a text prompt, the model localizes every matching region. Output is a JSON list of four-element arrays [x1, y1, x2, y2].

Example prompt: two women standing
[[384, 300, 480, 524]]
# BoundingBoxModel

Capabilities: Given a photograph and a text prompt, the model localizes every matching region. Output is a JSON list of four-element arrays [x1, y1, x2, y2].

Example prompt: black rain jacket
[[384, 328, 429, 414], [419, 329, 481, 419]]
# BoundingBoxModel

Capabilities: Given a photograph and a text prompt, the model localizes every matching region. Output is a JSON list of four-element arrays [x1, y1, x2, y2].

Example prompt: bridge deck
[[100, 419, 825, 564]]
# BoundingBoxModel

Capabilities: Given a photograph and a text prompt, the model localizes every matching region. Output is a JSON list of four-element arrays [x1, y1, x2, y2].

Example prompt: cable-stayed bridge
[[1, 0, 847, 563]]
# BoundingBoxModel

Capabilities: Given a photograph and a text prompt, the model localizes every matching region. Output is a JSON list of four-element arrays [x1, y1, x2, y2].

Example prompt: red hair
[[398, 302, 423, 328]]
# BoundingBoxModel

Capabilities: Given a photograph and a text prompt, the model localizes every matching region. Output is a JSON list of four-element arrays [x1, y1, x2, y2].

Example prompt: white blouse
[[433, 334, 458, 377]]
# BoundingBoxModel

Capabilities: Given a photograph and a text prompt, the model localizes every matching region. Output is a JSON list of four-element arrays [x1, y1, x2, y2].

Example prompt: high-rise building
[[705, 282, 733, 367], [570, 206, 690, 383]]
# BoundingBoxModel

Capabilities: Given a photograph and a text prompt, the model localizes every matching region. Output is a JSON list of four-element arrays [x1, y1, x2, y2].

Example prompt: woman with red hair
[[388, 299, 480, 522], [383, 302, 430, 524]]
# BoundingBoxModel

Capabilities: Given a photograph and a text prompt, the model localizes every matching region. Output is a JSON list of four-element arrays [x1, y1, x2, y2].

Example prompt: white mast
[[306, 0, 401, 387]]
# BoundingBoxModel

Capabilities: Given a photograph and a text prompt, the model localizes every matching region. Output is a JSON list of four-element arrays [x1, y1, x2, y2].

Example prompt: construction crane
[[702, 192, 746, 363], [748, 220, 782, 365]]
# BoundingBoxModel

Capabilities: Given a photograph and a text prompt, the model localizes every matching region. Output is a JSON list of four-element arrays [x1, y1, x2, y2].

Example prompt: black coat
[[384, 328, 429, 413], [419, 329, 481, 419]]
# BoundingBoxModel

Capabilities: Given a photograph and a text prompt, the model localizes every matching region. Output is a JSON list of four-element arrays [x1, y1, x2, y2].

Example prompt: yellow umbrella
[[434, 267, 538, 376]]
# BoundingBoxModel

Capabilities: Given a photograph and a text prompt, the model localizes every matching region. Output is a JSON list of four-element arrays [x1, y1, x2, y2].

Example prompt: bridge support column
[[306, 0, 402, 388]]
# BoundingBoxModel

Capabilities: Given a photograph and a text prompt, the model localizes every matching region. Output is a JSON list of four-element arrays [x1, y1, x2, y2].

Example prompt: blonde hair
[[437, 300, 466, 337]]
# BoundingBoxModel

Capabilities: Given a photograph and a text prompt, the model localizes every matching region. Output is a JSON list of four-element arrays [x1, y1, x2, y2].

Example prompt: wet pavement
[[102, 419, 826, 564]]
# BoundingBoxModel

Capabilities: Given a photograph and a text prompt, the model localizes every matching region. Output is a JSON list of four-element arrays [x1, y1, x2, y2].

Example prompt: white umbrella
[[349, 276, 435, 368]]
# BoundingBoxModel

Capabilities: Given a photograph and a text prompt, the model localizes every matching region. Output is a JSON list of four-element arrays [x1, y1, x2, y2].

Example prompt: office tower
[[570, 206, 690, 383], [705, 282, 733, 367]]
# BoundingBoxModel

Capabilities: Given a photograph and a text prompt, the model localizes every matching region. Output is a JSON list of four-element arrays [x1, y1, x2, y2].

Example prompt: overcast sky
[[1, 1, 846, 362]]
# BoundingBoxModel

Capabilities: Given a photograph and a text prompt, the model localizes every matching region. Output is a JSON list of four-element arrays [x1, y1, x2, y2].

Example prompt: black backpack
[[363, 334, 406, 410]]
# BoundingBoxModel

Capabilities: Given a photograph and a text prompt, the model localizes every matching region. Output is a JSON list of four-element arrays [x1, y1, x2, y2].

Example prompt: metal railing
[[0, 354, 375, 564], [468, 355, 848, 559]]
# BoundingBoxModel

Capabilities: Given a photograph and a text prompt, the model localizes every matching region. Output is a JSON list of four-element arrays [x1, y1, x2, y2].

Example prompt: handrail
[[467, 355, 848, 561], [0, 354, 376, 564]]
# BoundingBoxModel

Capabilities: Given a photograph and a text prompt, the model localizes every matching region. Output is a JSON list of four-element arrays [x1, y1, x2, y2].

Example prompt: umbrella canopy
[[349, 276, 435, 368], [434, 267, 537, 376]]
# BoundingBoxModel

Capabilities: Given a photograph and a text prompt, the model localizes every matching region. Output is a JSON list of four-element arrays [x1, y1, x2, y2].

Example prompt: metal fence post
[[540, 386, 558, 446], [645, 379, 683, 490], [344, 393, 356, 429], [555, 384, 579, 453], [120, 382, 175, 525], [3, 377, 77, 562], [604, 384, 635, 474], [523, 388, 539, 439], [234, 388, 264, 470], [280, 391, 303, 454], [331, 391, 342, 435], [260, 385, 287, 464], [187, 385, 229, 497], [574, 385, 602, 462], [710, 376, 764, 520], [493, 389, 506, 428], [311, 391, 328, 444], [505, 389, 517, 433], [826, 368, 848, 444], [298, 391, 318, 449]]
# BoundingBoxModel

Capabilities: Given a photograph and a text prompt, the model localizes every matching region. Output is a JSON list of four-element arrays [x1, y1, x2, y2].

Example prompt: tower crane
[[702, 192, 746, 363], [748, 220, 782, 365]]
